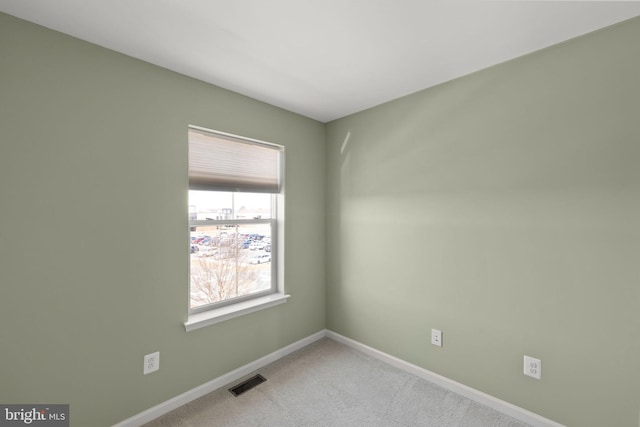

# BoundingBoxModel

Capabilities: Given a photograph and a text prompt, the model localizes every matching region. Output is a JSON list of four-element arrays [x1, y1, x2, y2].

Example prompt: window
[[186, 126, 286, 330]]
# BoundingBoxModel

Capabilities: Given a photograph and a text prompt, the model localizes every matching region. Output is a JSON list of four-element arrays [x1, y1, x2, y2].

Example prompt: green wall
[[326, 17, 640, 427], [0, 13, 325, 426]]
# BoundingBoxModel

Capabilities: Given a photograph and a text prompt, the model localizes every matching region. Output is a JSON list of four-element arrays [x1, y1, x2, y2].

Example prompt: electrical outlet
[[431, 329, 442, 347], [144, 351, 160, 375], [524, 355, 541, 379]]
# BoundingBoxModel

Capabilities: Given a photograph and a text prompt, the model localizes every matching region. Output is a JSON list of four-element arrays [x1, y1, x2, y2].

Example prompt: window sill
[[184, 293, 291, 332]]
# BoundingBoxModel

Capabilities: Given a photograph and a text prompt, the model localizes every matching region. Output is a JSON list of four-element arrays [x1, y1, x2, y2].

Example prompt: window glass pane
[[189, 191, 272, 220], [189, 223, 272, 309]]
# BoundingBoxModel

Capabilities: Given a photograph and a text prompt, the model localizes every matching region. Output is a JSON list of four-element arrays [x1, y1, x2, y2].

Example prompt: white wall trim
[[325, 330, 565, 427], [112, 330, 326, 427], [114, 329, 565, 427]]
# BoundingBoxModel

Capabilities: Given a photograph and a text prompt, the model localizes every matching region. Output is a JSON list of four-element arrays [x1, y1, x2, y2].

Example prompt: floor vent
[[229, 374, 266, 397]]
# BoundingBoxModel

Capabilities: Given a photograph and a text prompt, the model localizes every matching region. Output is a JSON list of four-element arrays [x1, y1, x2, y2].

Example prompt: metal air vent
[[229, 374, 266, 397]]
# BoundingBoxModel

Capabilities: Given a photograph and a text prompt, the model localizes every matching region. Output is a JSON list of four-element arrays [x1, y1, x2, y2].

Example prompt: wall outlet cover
[[144, 351, 160, 375], [431, 329, 442, 347], [524, 355, 541, 379]]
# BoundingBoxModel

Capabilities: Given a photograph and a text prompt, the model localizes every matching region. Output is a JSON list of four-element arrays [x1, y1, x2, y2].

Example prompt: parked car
[[249, 254, 271, 264], [197, 247, 216, 258], [249, 241, 265, 250], [193, 235, 214, 246]]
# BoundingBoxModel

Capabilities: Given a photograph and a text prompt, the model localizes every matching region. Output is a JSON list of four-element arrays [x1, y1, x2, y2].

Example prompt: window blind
[[188, 128, 283, 193]]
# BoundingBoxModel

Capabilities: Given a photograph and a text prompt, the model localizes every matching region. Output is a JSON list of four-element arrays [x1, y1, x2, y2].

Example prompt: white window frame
[[184, 126, 288, 332]]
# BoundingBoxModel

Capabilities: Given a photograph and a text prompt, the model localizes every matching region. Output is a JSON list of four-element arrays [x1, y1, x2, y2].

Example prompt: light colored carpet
[[143, 338, 531, 427]]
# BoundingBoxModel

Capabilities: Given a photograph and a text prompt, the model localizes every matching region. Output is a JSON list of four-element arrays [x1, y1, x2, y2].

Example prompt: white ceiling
[[1, 1, 639, 122]]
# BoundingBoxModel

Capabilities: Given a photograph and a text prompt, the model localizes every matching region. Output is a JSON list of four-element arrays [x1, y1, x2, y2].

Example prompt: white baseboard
[[112, 330, 326, 427], [325, 330, 565, 427], [114, 329, 564, 427]]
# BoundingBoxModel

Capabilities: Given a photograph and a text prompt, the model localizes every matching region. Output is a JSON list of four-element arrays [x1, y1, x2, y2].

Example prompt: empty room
[[1, 2, 639, 426]]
